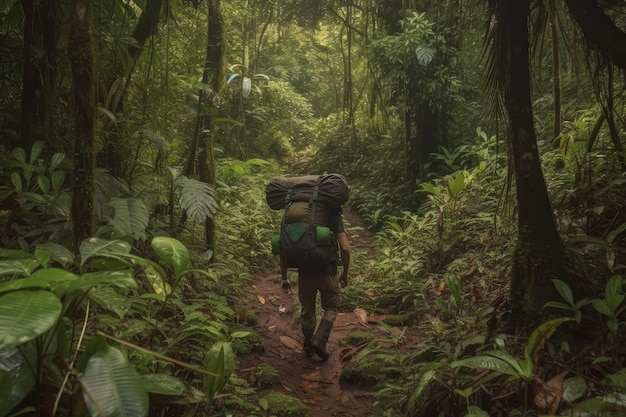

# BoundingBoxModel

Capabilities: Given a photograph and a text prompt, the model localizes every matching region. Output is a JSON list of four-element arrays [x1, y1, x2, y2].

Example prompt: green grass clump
[[342, 331, 375, 346], [230, 329, 265, 355], [259, 392, 311, 416], [340, 353, 400, 387], [254, 363, 281, 388]]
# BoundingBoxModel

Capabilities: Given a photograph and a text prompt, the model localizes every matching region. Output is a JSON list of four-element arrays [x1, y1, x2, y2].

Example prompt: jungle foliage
[[1, 0, 626, 416]]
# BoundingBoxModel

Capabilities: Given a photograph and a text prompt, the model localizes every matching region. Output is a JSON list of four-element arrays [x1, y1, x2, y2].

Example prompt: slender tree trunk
[[98, 0, 163, 177], [601, 65, 626, 170], [69, 0, 97, 252], [180, 0, 223, 255], [501, 0, 567, 325], [343, 1, 356, 143], [550, 18, 561, 142], [200, 0, 224, 256], [20, 0, 57, 150]]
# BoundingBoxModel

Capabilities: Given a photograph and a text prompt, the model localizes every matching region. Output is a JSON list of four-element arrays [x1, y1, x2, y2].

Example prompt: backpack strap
[[281, 183, 294, 227], [284, 186, 293, 208], [309, 179, 321, 227]]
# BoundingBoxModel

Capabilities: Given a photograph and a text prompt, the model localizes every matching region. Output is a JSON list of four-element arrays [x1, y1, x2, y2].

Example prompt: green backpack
[[279, 200, 338, 271], [267, 175, 347, 271]]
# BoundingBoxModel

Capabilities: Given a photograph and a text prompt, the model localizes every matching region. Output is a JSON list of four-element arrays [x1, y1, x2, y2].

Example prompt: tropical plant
[[0, 235, 237, 417], [591, 275, 626, 340], [0, 141, 71, 249], [545, 279, 593, 323], [450, 318, 572, 412]]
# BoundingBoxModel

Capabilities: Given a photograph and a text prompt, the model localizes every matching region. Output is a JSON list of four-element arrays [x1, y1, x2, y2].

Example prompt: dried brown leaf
[[302, 370, 323, 382], [279, 335, 302, 351], [364, 289, 379, 299], [354, 307, 368, 325], [534, 371, 567, 414]]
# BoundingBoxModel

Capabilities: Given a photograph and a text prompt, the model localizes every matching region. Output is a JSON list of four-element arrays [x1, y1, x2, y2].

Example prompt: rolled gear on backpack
[[265, 173, 349, 211]]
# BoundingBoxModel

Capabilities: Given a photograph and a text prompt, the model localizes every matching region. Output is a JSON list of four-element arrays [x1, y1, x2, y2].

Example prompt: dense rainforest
[[1, 0, 626, 416]]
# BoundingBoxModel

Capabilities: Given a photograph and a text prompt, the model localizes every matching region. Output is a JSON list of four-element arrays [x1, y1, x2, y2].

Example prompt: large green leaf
[[141, 374, 186, 396], [525, 318, 572, 363], [0, 347, 36, 417], [407, 369, 437, 415], [62, 270, 137, 293], [451, 353, 524, 379], [34, 242, 74, 266], [562, 393, 626, 417], [447, 172, 465, 198], [82, 344, 149, 417], [0, 248, 33, 259], [0, 291, 62, 349], [464, 406, 489, 417], [176, 176, 217, 223], [80, 238, 132, 266], [87, 287, 134, 319], [142, 264, 169, 297], [0, 268, 78, 294], [203, 342, 234, 404], [0, 259, 40, 277], [105, 197, 149, 240], [151, 237, 190, 279]]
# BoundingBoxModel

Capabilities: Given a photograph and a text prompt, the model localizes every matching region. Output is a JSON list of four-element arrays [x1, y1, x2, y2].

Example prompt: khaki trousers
[[298, 272, 341, 330]]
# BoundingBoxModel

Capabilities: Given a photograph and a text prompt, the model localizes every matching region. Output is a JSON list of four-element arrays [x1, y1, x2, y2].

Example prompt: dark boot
[[302, 328, 315, 358], [311, 319, 333, 360]]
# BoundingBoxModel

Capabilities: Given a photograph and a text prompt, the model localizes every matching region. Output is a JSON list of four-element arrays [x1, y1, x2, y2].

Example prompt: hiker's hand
[[281, 279, 291, 294], [339, 273, 348, 288]]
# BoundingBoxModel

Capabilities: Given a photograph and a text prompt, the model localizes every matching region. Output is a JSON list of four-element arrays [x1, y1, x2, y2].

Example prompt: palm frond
[[481, 1, 507, 122], [94, 170, 131, 218], [104, 197, 150, 240], [175, 176, 218, 224]]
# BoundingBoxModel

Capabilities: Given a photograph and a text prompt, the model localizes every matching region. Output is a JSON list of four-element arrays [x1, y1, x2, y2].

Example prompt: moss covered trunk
[[501, 0, 567, 325]]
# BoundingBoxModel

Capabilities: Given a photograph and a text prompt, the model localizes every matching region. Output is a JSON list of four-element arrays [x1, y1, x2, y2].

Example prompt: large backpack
[[266, 174, 349, 271], [265, 173, 349, 211]]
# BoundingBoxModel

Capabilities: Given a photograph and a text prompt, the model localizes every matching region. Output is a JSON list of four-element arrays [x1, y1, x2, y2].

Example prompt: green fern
[[175, 176, 218, 223]]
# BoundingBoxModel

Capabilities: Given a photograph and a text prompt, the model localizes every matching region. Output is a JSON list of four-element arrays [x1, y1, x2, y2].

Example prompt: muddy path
[[236, 207, 387, 416]]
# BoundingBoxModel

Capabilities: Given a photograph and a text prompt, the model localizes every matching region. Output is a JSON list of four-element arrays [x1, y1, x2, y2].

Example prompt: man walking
[[280, 209, 351, 360]]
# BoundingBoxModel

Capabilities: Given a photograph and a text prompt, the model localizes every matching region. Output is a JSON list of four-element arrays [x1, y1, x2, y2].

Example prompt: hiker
[[265, 173, 351, 360], [280, 209, 350, 360]]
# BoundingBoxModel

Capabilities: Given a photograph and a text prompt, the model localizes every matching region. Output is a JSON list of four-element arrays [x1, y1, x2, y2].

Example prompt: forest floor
[[235, 207, 389, 416]]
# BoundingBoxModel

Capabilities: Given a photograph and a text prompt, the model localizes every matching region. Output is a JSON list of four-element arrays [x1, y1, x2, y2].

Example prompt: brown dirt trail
[[236, 207, 386, 417]]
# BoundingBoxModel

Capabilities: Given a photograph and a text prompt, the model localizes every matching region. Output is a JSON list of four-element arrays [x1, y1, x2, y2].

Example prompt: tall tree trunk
[[501, 0, 567, 325], [342, 1, 356, 143], [180, 0, 223, 256], [200, 0, 224, 256], [69, 0, 97, 253], [20, 0, 57, 150]]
